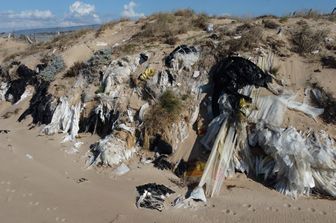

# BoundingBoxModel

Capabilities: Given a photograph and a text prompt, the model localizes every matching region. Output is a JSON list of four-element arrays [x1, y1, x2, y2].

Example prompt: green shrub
[[159, 90, 182, 115]]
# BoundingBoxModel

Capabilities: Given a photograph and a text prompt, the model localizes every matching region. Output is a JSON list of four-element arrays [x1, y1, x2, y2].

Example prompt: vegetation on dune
[[64, 62, 88, 78], [144, 90, 183, 147], [291, 24, 329, 54], [227, 26, 264, 52], [95, 18, 130, 37], [134, 9, 210, 44], [310, 84, 336, 124]]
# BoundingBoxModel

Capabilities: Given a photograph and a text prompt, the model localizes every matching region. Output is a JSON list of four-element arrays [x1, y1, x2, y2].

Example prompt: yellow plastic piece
[[139, 68, 156, 81], [187, 161, 206, 177]]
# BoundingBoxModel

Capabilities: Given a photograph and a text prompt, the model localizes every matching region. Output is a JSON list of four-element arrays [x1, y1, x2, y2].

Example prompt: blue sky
[[0, 0, 335, 31]]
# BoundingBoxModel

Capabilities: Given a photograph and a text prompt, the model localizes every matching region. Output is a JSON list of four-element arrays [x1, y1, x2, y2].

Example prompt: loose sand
[[0, 108, 335, 223]]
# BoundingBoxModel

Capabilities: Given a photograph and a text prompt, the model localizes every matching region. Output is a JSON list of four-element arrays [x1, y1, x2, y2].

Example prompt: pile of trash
[[1, 40, 336, 213], [191, 56, 336, 200]]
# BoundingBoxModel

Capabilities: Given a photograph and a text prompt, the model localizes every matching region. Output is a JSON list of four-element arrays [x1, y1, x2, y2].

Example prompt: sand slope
[[0, 111, 335, 223]]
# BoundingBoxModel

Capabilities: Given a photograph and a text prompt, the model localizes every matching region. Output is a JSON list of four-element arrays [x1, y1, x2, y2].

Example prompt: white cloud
[[0, 1, 102, 32], [122, 1, 144, 18], [0, 10, 56, 31], [70, 1, 96, 17], [63, 1, 100, 26], [8, 10, 54, 19]]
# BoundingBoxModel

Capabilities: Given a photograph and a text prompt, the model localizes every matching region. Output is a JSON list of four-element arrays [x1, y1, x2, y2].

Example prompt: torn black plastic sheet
[[153, 155, 173, 170], [212, 56, 272, 117]]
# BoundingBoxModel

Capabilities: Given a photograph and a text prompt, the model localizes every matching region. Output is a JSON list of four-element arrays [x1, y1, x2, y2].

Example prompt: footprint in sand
[[2, 181, 68, 222], [56, 217, 67, 222], [242, 204, 252, 208], [319, 211, 327, 215], [222, 209, 237, 216], [266, 206, 279, 212], [308, 207, 316, 213], [242, 204, 256, 212], [293, 206, 302, 211], [6, 196, 13, 202], [29, 201, 40, 206], [283, 203, 292, 208]]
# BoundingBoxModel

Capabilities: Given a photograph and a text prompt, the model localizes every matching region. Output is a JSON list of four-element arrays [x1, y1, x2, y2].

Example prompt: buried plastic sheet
[[42, 97, 81, 141], [248, 124, 336, 198], [113, 163, 130, 176], [0, 82, 9, 101], [197, 117, 238, 197], [165, 45, 199, 72], [248, 92, 324, 126], [88, 135, 137, 167], [14, 86, 33, 105], [103, 55, 140, 90], [197, 88, 325, 199], [249, 124, 315, 198], [138, 102, 149, 122]]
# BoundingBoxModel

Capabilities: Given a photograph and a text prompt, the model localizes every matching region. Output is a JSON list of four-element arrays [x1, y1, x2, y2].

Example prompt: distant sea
[[0, 24, 100, 42]]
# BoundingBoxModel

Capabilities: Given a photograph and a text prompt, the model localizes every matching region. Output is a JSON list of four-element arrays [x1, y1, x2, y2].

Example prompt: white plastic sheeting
[[0, 82, 9, 101], [171, 51, 199, 72], [198, 117, 238, 197], [249, 124, 315, 198], [196, 84, 328, 199], [103, 55, 140, 94], [248, 92, 324, 126], [164, 120, 191, 153], [42, 96, 81, 141], [249, 124, 336, 198], [306, 130, 336, 197], [14, 86, 33, 105], [87, 135, 138, 167]]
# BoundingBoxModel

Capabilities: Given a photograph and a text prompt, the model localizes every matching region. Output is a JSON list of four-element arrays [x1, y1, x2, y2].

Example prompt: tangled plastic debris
[[193, 56, 334, 200], [136, 183, 175, 212], [87, 135, 138, 167]]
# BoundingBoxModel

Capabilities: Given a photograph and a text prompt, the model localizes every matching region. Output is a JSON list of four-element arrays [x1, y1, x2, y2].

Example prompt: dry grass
[[144, 90, 183, 142], [114, 43, 138, 56], [44, 29, 92, 50], [279, 16, 289, 23], [3, 52, 21, 63], [293, 10, 323, 19], [235, 23, 254, 33], [310, 84, 336, 124], [134, 10, 209, 44], [64, 62, 88, 78], [227, 26, 264, 52], [291, 24, 329, 54], [165, 36, 179, 45], [95, 18, 130, 37], [262, 19, 280, 29]]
